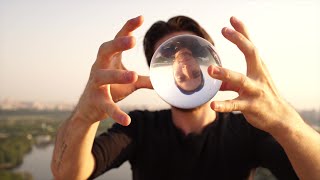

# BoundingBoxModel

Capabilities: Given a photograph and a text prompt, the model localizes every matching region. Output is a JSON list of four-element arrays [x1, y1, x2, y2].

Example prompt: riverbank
[[0, 109, 114, 174]]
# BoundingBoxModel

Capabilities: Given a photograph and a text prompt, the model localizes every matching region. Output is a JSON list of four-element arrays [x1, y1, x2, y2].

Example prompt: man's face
[[173, 48, 202, 92]]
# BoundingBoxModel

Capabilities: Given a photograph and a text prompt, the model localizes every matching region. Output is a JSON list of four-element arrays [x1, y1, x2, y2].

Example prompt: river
[[14, 144, 131, 180]]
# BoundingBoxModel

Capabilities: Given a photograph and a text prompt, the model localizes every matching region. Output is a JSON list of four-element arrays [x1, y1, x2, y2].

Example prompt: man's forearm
[[51, 111, 100, 179], [271, 116, 320, 180]]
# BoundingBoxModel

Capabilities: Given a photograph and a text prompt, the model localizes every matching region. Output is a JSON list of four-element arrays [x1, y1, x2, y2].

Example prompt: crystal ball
[[150, 34, 222, 109]]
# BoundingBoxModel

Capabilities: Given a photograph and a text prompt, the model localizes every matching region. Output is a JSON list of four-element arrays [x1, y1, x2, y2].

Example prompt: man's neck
[[171, 102, 217, 135]]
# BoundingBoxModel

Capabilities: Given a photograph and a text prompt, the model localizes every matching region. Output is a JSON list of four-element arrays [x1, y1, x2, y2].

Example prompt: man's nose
[[182, 66, 192, 78]]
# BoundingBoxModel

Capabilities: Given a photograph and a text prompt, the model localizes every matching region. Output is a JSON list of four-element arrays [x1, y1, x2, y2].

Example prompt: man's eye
[[177, 75, 186, 82], [192, 71, 201, 78]]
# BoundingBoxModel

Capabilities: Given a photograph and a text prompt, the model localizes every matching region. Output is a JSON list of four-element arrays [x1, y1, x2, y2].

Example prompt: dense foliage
[[0, 136, 31, 169], [0, 170, 33, 180], [0, 110, 113, 172]]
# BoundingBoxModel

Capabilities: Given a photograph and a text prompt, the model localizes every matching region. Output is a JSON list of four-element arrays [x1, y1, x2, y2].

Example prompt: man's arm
[[51, 16, 152, 179], [272, 114, 320, 180], [208, 16, 320, 179], [51, 112, 98, 179]]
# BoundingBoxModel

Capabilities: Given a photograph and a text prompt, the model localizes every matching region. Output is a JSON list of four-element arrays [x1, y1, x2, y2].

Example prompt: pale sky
[[1, 0, 319, 110]]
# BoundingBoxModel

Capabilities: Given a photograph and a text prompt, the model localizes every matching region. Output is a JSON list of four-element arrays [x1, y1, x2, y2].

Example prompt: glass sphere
[[150, 34, 222, 109]]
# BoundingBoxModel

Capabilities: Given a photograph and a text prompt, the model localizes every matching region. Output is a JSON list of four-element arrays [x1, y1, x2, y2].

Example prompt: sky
[[0, 0, 319, 110]]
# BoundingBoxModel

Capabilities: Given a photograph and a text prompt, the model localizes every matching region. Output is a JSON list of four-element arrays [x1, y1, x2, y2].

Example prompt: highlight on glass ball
[[150, 34, 222, 109]]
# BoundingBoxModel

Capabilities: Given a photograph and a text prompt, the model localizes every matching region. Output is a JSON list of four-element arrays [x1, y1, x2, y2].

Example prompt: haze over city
[[1, 0, 320, 110]]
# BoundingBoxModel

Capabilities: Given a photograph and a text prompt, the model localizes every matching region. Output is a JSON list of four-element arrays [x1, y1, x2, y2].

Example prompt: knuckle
[[98, 42, 108, 53], [91, 71, 101, 85], [237, 34, 245, 42], [239, 75, 248, 88], [97, 42, 112, 60], [246, 44, 258, 57], [257, 86, 267, 98], [228, 100, 238, 111], [98, 39, 122, 56], [224, 70, 232, 81]]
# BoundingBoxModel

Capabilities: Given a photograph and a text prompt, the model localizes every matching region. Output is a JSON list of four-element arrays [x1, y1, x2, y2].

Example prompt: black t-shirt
[[90, 110, 298, 180]]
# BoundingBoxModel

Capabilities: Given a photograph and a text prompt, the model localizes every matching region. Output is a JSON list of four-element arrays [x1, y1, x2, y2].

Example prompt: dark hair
[[143, 16, 214, 67], [160, 35, 208, 59]]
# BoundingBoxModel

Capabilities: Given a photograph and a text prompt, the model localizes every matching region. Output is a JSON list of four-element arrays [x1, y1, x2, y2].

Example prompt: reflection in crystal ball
[[150, 35, 222, 109]]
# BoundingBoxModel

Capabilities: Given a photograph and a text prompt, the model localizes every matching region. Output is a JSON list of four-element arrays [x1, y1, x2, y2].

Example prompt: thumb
[[211, 99, 244, 112]]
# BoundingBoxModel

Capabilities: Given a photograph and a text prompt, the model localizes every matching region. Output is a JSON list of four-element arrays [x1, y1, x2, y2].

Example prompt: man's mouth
[[175, 48, 193, 62]]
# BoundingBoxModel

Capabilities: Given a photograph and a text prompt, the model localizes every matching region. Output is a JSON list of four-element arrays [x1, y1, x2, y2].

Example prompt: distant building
[[0, 98, 74, 111]]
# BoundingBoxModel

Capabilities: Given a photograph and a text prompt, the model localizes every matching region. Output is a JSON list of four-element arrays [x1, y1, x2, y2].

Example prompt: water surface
[[14, 144, 131, 180]]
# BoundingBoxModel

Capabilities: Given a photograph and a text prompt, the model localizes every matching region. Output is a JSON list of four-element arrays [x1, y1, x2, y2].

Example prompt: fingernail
[[135, 15, 142, 20], [131, 15, 143, 24], [232, 16, 239, 23], [209, 66, 220, 75], [213, 66, 221, 74], [225, 27, 234, 35]]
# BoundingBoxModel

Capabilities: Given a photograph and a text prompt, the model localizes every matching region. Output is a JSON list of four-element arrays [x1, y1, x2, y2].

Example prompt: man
[[173, 48, 204, 94], [51, 15, 320, 180]]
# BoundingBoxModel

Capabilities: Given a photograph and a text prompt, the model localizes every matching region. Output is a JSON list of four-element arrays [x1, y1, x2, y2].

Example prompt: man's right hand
[[74, 16, 152, 126]]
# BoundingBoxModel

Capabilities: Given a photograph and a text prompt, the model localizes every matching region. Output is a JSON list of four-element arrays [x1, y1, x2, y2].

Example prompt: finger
[[93, 69, 138, 87], [95, 36, 135, 68], [221, 27, 262, 74], [210, 99, 245, 112], [115, 16, 144, 38], [230, 16, 251, 41], [105, 102, 131, 126], [259, 59, 279, 96], [219, 81, 238, 92], [134, 75, 153, 90], [208, 65, 256, 94]]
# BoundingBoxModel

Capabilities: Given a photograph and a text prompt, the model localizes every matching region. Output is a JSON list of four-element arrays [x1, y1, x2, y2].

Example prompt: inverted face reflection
[[173, 48, 204, 94], [150, 35, 222, 109]]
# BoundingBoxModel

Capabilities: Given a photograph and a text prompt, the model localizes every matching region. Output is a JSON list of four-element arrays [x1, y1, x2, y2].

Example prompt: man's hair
[[143, 16, 214, 67]]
